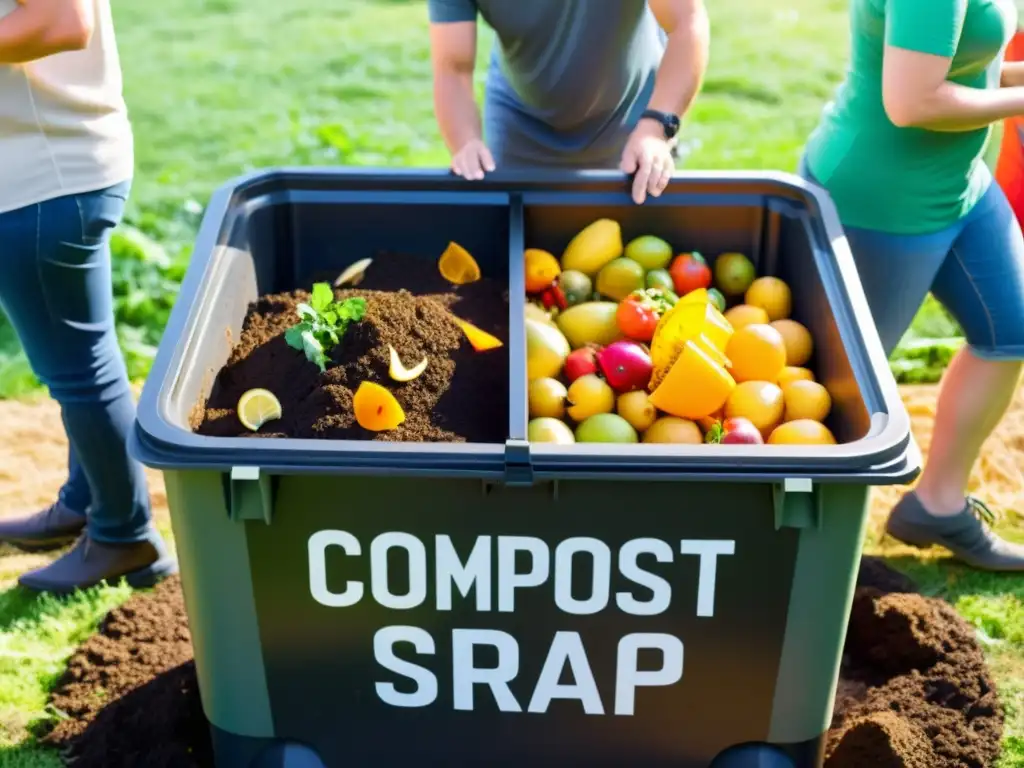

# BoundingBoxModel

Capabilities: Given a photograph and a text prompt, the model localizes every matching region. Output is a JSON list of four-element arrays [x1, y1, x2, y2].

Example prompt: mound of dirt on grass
[[193, 251, 509, 444], [39, 557, 1003, 767], [826, 556, 1004, 768], [826, 711, 936, 768], [40, 575, 212, 768]]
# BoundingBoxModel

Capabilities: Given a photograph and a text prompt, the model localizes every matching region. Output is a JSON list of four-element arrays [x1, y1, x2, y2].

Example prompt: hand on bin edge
[[451, 139, 496, 181], [620, 121, 676, 205]]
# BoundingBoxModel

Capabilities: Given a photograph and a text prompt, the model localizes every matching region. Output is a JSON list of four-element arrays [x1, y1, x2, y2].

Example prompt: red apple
[[720, 417, 763, 445], [564, 346, 600, 383]]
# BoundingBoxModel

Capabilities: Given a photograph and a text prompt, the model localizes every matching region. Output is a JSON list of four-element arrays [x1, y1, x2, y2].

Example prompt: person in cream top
[[0, 0, 175, 593], [0, 0, 132, 212]]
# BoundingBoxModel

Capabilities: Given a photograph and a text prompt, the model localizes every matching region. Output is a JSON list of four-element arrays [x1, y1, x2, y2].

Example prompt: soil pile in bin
[[193, 251, 509, 443], [41, 558, 1003, 767]]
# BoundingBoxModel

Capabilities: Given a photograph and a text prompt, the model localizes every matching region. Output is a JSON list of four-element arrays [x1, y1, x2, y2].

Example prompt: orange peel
[[438, 241, 481, 285], [353, 381, 405, 431], [455, 318, 503, 352]]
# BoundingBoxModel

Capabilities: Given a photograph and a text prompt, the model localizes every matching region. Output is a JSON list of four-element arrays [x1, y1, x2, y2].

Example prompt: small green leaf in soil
[[285, 283, 366, 372]]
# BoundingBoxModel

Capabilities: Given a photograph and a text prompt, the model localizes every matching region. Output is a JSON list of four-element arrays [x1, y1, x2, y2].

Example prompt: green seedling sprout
[[285, 282, 366, 372]]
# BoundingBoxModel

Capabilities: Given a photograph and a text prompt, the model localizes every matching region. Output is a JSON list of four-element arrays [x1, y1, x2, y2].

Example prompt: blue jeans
[[800, 161, 1024, 360], [0, 181, 153, 544]]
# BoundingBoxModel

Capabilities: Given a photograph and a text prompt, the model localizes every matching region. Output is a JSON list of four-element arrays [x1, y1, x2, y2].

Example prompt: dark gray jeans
[[0, 181, 153, 543]]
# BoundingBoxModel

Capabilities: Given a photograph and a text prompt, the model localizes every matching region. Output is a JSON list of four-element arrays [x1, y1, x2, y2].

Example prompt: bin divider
[[506, 193, 529, 443]]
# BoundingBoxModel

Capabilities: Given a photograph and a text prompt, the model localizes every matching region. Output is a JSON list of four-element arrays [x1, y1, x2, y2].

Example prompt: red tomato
[[616, 295, 660, 342], [669, 252, 712, 296], [540, 284, 568, 310]]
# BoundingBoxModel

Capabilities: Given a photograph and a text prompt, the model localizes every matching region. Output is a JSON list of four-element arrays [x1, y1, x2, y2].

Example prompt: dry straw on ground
[[869, 384, 1024, 535], [1, 382, 1022, 552]]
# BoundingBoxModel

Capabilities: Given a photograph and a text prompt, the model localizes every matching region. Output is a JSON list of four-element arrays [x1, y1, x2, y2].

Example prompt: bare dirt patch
[[0, 398, 168, 524]]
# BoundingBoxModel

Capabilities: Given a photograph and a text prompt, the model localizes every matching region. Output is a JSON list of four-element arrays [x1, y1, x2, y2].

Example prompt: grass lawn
[[112, 0, 854, 224], [0, 0, 1022, 765]]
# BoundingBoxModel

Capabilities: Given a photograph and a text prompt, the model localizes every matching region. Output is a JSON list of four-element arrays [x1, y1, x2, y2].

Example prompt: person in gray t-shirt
[[427, 0, 709, 203]]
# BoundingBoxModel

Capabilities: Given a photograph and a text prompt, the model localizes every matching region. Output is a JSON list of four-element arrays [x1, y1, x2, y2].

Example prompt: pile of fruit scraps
[[525, 218, 837, 446]]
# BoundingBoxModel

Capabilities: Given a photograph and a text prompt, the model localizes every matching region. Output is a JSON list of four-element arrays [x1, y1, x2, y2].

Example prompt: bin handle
[[227, 466, 275, 524]]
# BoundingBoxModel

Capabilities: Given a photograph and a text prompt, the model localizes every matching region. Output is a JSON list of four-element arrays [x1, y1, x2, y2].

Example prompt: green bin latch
[[772, 477, 820, 530], [227, 466, 275, 524], [503, 439, 534, 487]]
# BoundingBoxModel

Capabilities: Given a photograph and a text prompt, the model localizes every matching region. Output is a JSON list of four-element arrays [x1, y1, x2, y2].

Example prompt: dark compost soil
[[193, 251, 509, 443], [41, 575, 210, 768], [825, 556, 1004, 768], [41, 557, 1004, 767]]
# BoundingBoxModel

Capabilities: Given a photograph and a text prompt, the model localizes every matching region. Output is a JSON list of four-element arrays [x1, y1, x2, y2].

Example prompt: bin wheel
[[252, 742, 327, 768], [709, 743, 797, 768]]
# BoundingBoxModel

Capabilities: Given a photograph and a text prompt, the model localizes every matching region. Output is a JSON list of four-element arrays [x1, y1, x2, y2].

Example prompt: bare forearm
[[433, 71, 483, 154], [647, 11, 709, 119], [0, 3, 91, 64], [896, 81, 1024, 132]]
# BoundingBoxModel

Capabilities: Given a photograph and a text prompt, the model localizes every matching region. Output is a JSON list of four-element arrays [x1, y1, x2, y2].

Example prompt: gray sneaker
[[0, 501, 86, 551], [17, 534, 178, 595], [886, 492, 1024, 572]]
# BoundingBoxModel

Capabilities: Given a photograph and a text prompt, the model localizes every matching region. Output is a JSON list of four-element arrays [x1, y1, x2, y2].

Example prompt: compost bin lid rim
[[129, 424, 916, 476], [132, 167, 914, 481], [128, 421, 920, 484], [210, 165, 844, 199]]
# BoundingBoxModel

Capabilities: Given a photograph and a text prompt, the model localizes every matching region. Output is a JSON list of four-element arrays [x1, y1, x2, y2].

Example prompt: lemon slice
[[237, 388, 282, 431], [388, 345, 428, 382], [333, 258, 373, 287]]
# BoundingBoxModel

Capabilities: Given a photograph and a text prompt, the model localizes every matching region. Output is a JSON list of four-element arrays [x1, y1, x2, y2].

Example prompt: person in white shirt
[[0, 0, 175, 593]]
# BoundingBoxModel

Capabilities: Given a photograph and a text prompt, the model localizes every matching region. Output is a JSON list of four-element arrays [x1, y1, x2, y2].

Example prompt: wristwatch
[[640, 109, 681, 140]]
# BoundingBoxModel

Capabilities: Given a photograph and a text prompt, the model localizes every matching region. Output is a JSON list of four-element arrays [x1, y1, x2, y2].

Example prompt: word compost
[[308, 530, 735, 716]]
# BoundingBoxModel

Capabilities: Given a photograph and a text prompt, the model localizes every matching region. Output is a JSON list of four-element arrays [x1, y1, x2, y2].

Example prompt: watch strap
[[640, 109, 681, 139]]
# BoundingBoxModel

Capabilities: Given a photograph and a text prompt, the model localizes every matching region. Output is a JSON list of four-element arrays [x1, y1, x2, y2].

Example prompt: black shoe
[[0, 501, 86, 551], [886, 492, 1024, 572]]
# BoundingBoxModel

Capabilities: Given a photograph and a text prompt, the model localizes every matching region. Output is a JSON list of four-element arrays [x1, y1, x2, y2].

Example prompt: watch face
[[644, 110, 679, 138]]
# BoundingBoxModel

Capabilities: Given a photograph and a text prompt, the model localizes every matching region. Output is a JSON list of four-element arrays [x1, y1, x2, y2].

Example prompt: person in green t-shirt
[[801, 0, 1024, 572]]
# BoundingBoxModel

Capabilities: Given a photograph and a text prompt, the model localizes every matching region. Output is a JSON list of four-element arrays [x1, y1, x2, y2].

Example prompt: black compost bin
[[130, 169, 920, 768]]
